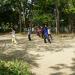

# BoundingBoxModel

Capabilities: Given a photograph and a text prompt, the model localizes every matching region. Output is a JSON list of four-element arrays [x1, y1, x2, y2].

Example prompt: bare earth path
[[0, 33, 75, 75]]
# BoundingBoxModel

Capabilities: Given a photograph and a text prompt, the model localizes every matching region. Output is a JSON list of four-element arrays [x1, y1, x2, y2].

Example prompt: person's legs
[[42, 32, 44, 38], [47, 36, 51, 43], [28, 34, 31, 41], [12, 37, 14, 44], [14, 38, 17, 44], [48, 38, 51, 43], [13, 37, 17, 44], [50, 34, 52, 40], [44, 35, 47, 43]]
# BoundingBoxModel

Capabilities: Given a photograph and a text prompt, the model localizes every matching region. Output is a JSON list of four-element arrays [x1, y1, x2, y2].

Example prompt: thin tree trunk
[[68, 15, 72, 33], [55, 5, 60, 34], [19, 13, 22, 32]]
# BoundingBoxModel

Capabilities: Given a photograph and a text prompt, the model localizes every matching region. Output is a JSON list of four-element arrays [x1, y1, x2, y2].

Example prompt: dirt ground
[[0, 33, 75, 75]]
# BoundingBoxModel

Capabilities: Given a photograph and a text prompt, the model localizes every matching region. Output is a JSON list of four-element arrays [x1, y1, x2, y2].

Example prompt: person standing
[[41, 26, 44, 38], [28, 26, 32, 41], [43, 25, 51, 43], [36, 26, 41, 37], [48, 27, 52, 40], [11, 28, 17, 44]]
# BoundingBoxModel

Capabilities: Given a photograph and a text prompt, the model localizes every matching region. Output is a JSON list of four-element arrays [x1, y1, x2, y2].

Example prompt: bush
[[0, 60, 31, 75]]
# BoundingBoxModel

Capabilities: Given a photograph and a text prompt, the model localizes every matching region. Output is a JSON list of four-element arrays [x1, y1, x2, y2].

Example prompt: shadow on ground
[[69, 58, 75, 75], [50, 63, 68, 75], [50, 72, 64, 75], [49, 57, 75, 75], [0, 39, 40, 68], [0, 36, 75, 75], [0, 50, 40, 67]]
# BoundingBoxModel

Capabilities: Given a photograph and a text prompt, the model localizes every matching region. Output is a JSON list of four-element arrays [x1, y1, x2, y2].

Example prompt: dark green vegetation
[[0, 0, 75, 33], [0, 60, 30, 75]]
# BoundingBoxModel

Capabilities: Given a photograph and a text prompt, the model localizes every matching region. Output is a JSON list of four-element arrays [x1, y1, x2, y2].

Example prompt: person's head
[[45, 24, 48, 27]]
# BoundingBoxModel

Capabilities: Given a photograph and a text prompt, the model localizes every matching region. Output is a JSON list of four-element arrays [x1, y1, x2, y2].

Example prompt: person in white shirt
[[48, 27, 52, 40], [11, 28, 17, 44]]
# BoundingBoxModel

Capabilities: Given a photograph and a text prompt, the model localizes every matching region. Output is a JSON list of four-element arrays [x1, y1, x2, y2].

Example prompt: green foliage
[[63, 0, 75, 14], [0, 60, 31, 75], [0, 0, 75, 32], [33, 14, 52, 22]]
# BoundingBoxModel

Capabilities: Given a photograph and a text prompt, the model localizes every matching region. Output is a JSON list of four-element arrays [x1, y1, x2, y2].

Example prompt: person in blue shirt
[[43, 25, 51, 43]]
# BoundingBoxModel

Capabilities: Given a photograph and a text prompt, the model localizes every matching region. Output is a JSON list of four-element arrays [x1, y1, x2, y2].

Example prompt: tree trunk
[[55, 5, 60, 34], [19, 13, 22, 32], [68, 15, 72, 33]]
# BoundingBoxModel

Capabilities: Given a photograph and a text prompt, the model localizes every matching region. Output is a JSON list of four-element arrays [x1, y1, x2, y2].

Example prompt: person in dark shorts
[[43, 25, 51, 43], [28, 26, 32, 41]]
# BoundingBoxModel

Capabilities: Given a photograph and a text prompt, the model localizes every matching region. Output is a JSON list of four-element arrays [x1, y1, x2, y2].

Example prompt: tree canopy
[[0, 0, 75, 33]]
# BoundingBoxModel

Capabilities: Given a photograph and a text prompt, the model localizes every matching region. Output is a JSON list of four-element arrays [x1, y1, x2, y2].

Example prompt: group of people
[[11, 24, 53, 44], [28, 24, 52, 43]]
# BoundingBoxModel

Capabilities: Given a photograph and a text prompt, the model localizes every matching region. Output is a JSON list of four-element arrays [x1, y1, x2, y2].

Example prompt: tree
[[0, 0, 28, 32]]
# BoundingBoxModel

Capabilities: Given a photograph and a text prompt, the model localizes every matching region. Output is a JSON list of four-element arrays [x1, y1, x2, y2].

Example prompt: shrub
[[0, 60, 31, 75]]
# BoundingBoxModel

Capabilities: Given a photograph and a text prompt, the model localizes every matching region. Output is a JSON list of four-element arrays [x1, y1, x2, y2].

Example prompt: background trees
[[0, 0, 75, 33]]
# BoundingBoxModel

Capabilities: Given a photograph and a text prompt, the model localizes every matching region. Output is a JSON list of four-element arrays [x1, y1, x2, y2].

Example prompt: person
[[11, 28, 17, 44], [48, 27, 52, 40], [43, 25, 51, 43], [36, 26, 41, 37], [32, 27, 35, 33], [28, 26, 32, 41], [41, 26, 44, 38]]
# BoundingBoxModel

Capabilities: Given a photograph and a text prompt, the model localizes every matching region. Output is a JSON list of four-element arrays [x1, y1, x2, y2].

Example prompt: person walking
[[43, 25, 51, 43], [36, 26, 41, 37], [48, 27, 53, 40], [11, 28, 17, 44], [41, 26, 44, 38], [28, 26, 32, 41]]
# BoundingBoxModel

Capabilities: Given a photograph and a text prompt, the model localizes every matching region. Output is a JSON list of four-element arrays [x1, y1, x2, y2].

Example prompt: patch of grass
[[0, 60, 31, 75]]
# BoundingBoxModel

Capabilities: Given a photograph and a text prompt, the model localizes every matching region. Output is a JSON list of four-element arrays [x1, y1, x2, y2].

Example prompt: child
[[11, 28, 17, 44], [28, 26, 32, 41], [36, 26, 42, 37], [43, 25, 51, 43], [48, 27, 52, 40]]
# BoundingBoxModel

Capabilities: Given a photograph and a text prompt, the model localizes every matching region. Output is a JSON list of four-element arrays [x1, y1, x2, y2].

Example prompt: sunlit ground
[[0, 33, 75, 75]]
